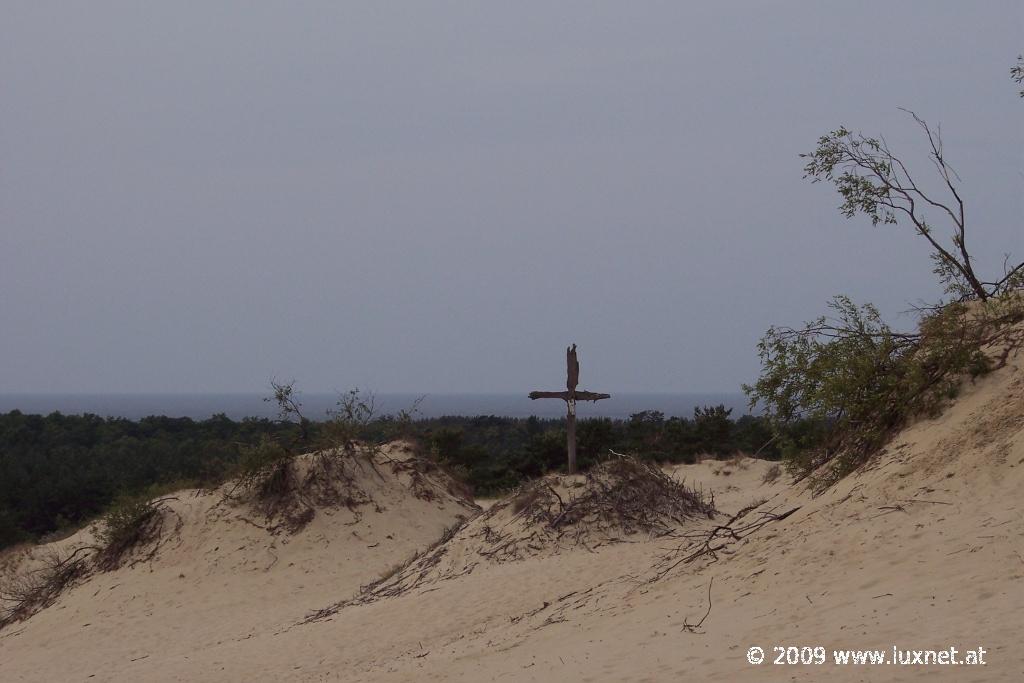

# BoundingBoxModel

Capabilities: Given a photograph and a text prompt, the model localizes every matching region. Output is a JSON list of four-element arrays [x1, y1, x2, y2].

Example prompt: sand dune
[[0, 446, 477, 680], [3, 347, 1023, 681]]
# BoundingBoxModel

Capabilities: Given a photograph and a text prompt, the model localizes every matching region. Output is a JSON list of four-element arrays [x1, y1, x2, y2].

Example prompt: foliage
[[373, 395, 426, 444], [320, 388, 379, 456], [0, 410, 289, 551], [234, 435, 294, 501], [95, 494, 157, 549], [767, 79, 1024, 488], [745, 295, 1023, 487], [266, 379, 311, 442], [0, 401, 787, 550], [423, 407, 787, 496], [693, 405, 734, 454], [801, 112, 1023, 301], [94, 493, 171, 569], [236, 383, 382, 504]]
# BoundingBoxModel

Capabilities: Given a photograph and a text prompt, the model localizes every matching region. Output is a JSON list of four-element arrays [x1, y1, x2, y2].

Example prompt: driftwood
[[648, 504, 801, 584]]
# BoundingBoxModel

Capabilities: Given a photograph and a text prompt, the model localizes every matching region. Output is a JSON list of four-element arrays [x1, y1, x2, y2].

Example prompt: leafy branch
[[801, 111, 1023, 301], [745, 295, 1023, 487]]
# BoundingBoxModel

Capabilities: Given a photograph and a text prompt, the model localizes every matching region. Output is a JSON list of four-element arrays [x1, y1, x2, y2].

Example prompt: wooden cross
[[529, 344, 610, 474]]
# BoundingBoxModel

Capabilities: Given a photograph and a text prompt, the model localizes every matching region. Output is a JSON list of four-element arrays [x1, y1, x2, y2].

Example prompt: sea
[[0, 393, 750, 421]]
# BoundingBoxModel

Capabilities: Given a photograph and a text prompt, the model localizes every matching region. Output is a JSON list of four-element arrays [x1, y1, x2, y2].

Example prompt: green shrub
[[234, 435, 294, 500], [95, 493, 166, 569], [320, 388, 377, 456], [745, 295, 1022, 488]]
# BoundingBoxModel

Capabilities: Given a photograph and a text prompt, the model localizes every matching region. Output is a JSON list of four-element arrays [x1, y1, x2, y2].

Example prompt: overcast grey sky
[[1, 2, 1021, 394]]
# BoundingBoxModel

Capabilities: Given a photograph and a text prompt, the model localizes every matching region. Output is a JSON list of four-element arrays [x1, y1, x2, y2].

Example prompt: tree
[[801, 111, 1023, 301], [692, 405, 733, 455], [576, 418, 615, 469], [625, 410, 665, 452], [748, 66, 1024, 486]]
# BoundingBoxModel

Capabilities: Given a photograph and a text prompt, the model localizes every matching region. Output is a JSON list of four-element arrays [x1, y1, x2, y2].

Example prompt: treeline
[[413, 406, 780, 494], [0, 405, 784, 551], [0, 411, 296, 550]]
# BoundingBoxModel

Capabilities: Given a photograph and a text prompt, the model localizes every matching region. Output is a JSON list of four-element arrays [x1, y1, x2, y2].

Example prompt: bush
[[94, 493, 169, 569], [745, 295, 1023, 487], [234, 435, 294, 501], [232, 385, 378, 505], [320, 388, 378, 456]]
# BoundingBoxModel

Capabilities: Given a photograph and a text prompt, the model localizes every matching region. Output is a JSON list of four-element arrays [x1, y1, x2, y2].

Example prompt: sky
[[1, 1, 1021, 395]]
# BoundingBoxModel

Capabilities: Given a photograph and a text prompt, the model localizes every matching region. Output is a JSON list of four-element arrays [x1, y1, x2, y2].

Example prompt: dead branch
[[648, 506, 800, 583], [682, 576, 714, 633]]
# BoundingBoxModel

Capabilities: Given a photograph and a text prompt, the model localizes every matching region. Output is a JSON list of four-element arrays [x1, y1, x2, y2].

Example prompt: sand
[[2, 349, 1023, 681]]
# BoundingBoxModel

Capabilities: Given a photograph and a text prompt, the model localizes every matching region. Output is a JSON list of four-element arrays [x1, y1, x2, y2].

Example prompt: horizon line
[[0, 389, 746, 396]]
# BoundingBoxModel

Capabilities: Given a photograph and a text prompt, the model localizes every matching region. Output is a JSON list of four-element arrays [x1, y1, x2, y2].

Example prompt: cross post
[[529, 344, 610, 474]]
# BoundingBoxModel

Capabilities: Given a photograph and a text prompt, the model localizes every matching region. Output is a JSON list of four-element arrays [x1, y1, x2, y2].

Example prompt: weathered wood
[[573, 391, 610, 402], [529, 344, 609, 474], [566, 344, 579, 392], [566, 399, 577, 474], [529, 391, 571, 401], [528, 390, 609, 402]]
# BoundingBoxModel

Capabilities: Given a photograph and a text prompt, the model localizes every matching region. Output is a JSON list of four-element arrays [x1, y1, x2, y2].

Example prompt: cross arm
[[529, 391, 571, 400], [528, 390, 610, 401]]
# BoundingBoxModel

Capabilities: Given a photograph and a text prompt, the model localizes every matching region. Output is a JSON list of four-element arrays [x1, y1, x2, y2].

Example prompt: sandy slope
[[0, 445, 477, 680], [2, 348, 1023, 681]]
